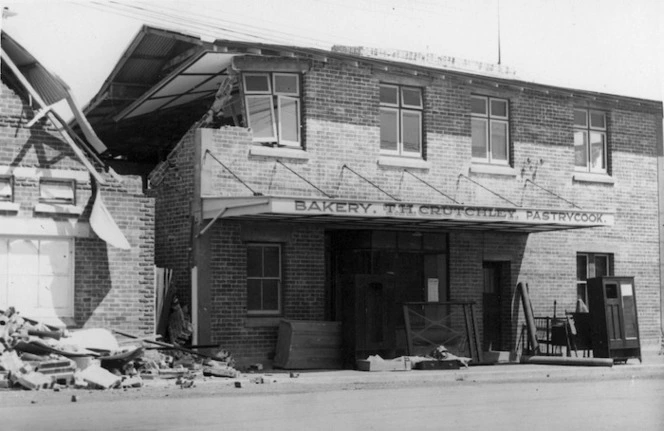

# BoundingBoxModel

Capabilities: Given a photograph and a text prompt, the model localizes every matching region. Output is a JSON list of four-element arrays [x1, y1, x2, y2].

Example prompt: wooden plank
[[273, 320, 342, 369]]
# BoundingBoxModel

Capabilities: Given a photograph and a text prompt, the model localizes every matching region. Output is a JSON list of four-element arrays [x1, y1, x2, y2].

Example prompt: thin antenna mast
[[497, 0, 502, 65]]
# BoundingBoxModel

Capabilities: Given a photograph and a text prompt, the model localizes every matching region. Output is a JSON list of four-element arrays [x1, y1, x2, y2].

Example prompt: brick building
[[0, 32, 155, 333], [78, 26, 662, 365]]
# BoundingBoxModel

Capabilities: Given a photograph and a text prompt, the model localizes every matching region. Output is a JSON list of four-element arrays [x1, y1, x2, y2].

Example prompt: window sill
[[573, 172, 615, 185], [470, 163, 517, 177], [245, 316, 282, 328], [249, 145, 309, 160], [34, 203, 84, 215], [0, 202, 20, 212], [378, 156, 430, 170]]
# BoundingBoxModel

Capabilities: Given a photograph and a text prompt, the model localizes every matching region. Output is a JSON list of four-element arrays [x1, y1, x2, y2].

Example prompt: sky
[[1, 0, 663, 114]]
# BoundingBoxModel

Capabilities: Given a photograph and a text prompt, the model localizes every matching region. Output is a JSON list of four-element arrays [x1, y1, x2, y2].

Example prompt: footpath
[[227, 349, 664, 390]]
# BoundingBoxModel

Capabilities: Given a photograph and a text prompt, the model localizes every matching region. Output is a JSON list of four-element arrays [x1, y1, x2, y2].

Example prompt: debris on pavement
[[356, 355, 412, 372], [0, 306, 241, 391]]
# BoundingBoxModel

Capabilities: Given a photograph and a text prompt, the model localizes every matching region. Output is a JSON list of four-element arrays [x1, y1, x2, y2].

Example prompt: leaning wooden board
[[273, 320, 343, 369]]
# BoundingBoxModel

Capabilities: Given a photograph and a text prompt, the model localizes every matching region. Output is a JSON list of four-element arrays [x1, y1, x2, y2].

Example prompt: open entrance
[[482, 261, 511, 351], [327, 230, 448, 364]]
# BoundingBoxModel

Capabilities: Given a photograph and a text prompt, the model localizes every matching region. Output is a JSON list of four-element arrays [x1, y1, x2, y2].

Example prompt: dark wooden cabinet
[[587, 276, 641, 363]]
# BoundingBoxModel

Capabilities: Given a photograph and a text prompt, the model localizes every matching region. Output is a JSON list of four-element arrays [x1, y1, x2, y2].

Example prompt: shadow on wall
[[72, 237, 113, 328], [11, 121, 79, 168]]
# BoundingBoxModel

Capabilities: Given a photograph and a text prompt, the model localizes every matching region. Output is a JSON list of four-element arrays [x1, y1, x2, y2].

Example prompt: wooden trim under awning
[[200, 196, 615, 234]]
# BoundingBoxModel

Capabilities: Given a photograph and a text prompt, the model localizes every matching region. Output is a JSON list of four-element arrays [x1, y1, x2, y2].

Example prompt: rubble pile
[[0, 307, 239, 391]]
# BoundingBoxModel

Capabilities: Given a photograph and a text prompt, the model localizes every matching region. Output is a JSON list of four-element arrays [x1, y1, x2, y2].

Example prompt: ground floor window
[[576, 252, 612, 307], [0, 237, 73, 323], [246, 243, 281, 315]]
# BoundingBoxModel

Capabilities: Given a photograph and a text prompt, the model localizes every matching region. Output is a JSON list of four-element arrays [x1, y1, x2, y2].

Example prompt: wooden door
[[355, 274, 395, 353]]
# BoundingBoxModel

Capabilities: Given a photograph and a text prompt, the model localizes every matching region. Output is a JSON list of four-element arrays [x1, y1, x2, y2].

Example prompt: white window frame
[[245, 94, 278, 143], [39, 178, 76, 205], [574, 108, 607, 174], [0, 237, 75, 323], [273, 73, 299, 96], [471, 95, 510, 165], [243, 72, 301, 148], [246, 243, 282, 316], [277, 95, 301, 147], [379, 84, 423, 158]]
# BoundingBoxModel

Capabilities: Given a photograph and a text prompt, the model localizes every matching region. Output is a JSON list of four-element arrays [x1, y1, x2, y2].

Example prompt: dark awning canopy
[[201, 196, 614, 234]]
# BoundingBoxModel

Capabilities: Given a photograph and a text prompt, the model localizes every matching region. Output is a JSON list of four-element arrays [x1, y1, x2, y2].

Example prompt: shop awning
[[201, 196, 614, 234]]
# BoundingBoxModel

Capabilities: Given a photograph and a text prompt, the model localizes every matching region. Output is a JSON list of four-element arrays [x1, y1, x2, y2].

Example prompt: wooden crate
[[273, 320, 343, 369]]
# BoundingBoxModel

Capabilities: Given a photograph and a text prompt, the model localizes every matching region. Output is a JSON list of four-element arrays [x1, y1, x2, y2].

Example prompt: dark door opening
[[482, 261, 510, 351]]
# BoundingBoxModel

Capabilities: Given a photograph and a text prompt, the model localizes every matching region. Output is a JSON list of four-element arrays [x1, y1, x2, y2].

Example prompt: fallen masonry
[[0, 306, 241, 391]]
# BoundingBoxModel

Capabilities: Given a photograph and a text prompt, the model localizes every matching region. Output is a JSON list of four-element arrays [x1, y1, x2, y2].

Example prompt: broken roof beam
[[1, 49, 106, 185]]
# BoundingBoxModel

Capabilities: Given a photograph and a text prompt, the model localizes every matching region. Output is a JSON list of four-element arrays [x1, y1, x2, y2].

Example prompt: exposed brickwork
[[1, 77, 155, 335], [151, 131, 196, 306], [153, 53, 663, 362]]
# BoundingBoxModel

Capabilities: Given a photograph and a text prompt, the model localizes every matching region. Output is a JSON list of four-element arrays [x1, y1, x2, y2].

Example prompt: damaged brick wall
[[0, 78, 155, 335], [150, 130, 197, 308]]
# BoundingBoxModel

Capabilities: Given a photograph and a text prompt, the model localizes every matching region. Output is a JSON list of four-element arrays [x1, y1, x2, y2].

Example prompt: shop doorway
[[327, 230, 448, 363], [482, 261, 510, 351]]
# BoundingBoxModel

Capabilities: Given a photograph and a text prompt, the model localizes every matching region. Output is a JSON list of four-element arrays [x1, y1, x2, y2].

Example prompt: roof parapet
[[332, 45, 516, 78]]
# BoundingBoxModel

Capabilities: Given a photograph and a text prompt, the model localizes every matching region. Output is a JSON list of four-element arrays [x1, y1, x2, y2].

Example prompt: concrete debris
[[0, 306, 240, 391]]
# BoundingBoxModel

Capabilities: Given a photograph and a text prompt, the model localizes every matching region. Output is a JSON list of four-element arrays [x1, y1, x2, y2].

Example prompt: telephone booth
[[587, 276, 641, 363]]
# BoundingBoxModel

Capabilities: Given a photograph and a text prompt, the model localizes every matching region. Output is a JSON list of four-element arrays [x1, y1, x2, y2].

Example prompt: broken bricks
[[0, 306, 241, 391]]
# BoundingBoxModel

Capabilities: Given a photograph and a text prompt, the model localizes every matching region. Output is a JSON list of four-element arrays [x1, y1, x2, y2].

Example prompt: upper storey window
[[0, 176, 13, 202], [471, 95, 509, 165], [243, 73, 301, 148], [574, 109, 607, 173], [380, 84, 423, 157]]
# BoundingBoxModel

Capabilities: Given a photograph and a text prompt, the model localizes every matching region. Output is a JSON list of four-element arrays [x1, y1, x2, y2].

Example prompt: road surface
[[2, 375, 663, 430]]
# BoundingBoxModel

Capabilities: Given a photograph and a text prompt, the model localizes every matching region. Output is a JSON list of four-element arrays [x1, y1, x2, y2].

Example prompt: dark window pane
[[402, 111, 421, 153], [590, 111, 605, 129], [472, 119, 487, 158], [574, 109, 587, 126], [245, 74, 270, 92], [372, 251, 395, 275], [595, 255, 608, 277], [471, 96, 486, 115], [574, 130, 588, 167], [372, 231, 396, 249], [576, 255, 588, 281], [279, 97, 299, 143], [402, 87, 422, 108], [246, 96, 276, 139], [380, 85, 398, 105], [274, 74, 298, 94], [247, 246, 262, 277], [398, 231, 421, 250], [605, 284, 618, 299], [490, 121, 508, 161], [263, 246, 280, 277], [262, 279, 280, 310], [380, 109, 398, 151], [247, 279, 262, 310], [490, 99, 507, 117], [423, 233, 447, 251]]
